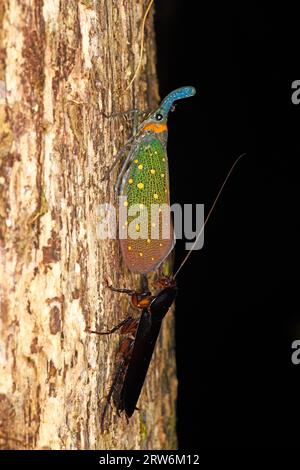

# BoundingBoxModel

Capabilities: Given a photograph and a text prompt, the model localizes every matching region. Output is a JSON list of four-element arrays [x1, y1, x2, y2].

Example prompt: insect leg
[[107, 285, 136, 295], [105, 281, 152, 310], [101, 109, 150, 121], [101, 109, 150, 184], [101, 135, 136, 182], [86, 316, 135, 336], [102, 108, 140, 119], [106, 284, 150, 298]]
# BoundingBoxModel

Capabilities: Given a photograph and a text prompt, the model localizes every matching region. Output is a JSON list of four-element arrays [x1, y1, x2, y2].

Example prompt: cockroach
[[90, 153, 245, 430]]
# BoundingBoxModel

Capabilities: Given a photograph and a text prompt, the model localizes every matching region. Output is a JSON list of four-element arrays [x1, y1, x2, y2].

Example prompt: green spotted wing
[[120, 135, 174, 274]]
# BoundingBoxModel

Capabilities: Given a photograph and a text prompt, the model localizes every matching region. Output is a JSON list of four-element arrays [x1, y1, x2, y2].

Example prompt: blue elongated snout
[[159, 86, 196, 116]]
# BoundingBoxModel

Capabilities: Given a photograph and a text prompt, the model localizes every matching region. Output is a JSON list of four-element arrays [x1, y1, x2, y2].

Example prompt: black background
[[155, 1, 299, 448]]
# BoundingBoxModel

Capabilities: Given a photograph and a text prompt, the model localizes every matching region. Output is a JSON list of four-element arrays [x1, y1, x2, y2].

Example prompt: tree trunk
[[0, 0, 176, 450]]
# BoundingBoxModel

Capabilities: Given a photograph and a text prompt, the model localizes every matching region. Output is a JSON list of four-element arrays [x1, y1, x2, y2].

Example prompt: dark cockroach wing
[[118, 286, 177, 417]]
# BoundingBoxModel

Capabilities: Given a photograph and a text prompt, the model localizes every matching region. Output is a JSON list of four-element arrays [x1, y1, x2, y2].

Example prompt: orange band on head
[[143, 122, 168, 133]]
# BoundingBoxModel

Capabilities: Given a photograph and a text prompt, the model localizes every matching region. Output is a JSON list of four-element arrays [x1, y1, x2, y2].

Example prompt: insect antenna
[[124, 0, 154, 92], [173, 153, 246, 279]]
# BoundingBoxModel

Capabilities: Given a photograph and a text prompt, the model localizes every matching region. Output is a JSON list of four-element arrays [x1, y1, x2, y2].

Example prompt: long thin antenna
[[124, 0, 154, 92], [173, 153, 246, 279]]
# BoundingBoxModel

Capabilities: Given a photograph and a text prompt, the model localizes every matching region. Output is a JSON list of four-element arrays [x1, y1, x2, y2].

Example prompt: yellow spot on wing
[[139, 204, 144, 209], [137, 182, 144, 189], [129, 178, 133, 184], [153, 194, 159, 199], [134, 159, 138, 163], [136, 224, 140, 232], [150, 169, 155, 174], [138, 164, 143, 170], [161, 173, 165, 178], [139, 252, 143, 257], [147, 239, 151, 243], [128, 246, 132, 251], [124, 201, 128, 207]]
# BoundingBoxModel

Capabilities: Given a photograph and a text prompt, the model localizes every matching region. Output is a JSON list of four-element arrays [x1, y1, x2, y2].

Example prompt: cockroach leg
[[86, 316, 135, 336]]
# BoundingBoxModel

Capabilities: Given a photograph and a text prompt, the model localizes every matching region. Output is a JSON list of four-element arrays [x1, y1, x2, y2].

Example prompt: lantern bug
[[104, 86, 196, 274], [90, 153, 245, 431]]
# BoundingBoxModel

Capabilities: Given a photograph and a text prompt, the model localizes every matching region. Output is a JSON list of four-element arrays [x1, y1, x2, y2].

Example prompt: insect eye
[[155, 113, 163, 121]]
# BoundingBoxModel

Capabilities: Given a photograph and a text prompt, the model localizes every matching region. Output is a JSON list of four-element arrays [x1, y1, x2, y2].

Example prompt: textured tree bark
[[0, 0, 176, 450]]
